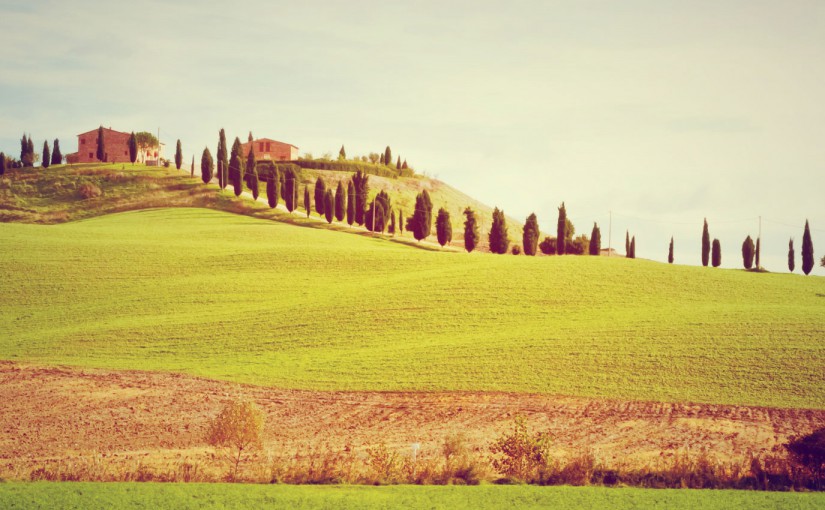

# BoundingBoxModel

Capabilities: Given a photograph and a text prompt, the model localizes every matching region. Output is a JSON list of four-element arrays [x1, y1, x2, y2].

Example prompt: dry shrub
[[489, 415, 552, 484], [206, 399, 264, 481], [440, 432, 482, 485], [559, 449, 598, 486], [269, 446, 360, 484], [365, 443, 401, 485], [77, 183, 102, 199]]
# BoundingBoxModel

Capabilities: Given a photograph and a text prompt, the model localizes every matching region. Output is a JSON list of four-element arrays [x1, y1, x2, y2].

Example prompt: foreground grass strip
[[1, 483, 823, 510], [1, 208, 824, 408]]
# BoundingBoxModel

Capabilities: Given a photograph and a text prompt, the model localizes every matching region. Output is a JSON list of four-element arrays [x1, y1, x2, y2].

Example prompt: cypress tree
[[346, 180, 355, 225], [742, 236, 755, 269], [217, 128, 228, 189], [200, 147, 214, 184], [283, 169, 297, 212], [324, 189, 334, 224], [174, 139, 182, 170], [389, 209, 396, 235], [51, 139, 62, 165], [396, 156, 401, 170], [589, 223, 601, 256], [339, 145, 346, 160], [245, 142, 256, 191], [303, 185, 310, 217], [408, 190, 433, 241], [436, 208, 452, 247], [399, 210, 404, 235], [701, 218, 710, 267], [402, 159, 408, 170], [802, 220, 814, 275], [248, 162, 259, 200], [191, 156, 195, 177], [463, 207, 479, 253], [41, 141, 50, 169], [334, 181, 345, 221], [128, 132, 137, 163], [379, 153, 385, 164], [0, 152, 5, 176], [755, 237, 761, 269], [556, 202, 567, 255], [365, 190, 391, 232], [711, 239, 721, 267], [488, 207, 509, 254], [630, 236, 636, 259], [384, 146, 392, 167], [314, 177, 326, 216], [352, 171, 369, 225], [523, 213, 539, 256], [668, 237, 674, 264], [625, 231, 630, 257], [20, 134, 28, 165], [96, 126, 106, 162], [788, 238, 795, 273], [26, 136, 34, 166], [229, 138, 243, 197]]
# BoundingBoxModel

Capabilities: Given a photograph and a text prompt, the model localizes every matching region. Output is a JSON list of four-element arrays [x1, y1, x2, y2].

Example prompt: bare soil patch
[[1, 361, 822, 479]]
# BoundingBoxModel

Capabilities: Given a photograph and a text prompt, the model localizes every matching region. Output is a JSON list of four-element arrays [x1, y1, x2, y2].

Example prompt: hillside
[[1, 207, 822, 408]]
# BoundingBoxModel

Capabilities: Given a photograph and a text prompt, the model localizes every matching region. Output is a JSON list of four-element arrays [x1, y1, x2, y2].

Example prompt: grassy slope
[[1, 483, 822, 510], [1, 208, 823, 408]]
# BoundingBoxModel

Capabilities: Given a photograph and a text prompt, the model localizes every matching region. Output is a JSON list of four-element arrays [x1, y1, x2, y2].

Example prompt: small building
[[66, 127, 163, 165], [241, 138, 299, 162]]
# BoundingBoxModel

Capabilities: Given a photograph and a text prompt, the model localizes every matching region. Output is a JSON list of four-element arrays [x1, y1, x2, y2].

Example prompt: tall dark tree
[[556, 202, 567, 255], [0, 152, 6, 176], [283, 168, 298, 213], [128, 132, 138, 163], [334, 181, 345, 222], [802, 220, 815, 275], [217, 128, 228, 189], [41, 141, 50, 169], [303, 185, 310, 217], [352, 171, 369, 225], [366, 190, 392, 232], [338, 145, 346, 160], [26, 136, 34, 166], [436, 208, 452, 247], [589, 223, 601, 256], [314, 177, 326, 216], [229, 137, 243, 197], [248, 132, 253, 143], [755, 237, 761, 269], [711, 239, 721, 267], [20, 134, 29, 166], [398, 210, 404, 235], [701, 218, 710, 267], [742, 236, 755, 269], [245, 142, 256, 191], [788, 238, 796, 273], [629, 236, 636, 259], [379, 153, 384, 164], [51, 139, 62, 165], [625, 231, 630, 257], [488, 207, 509, 254], [96, 126, 106, 162], [523, 213, 540, 256], [200, 147, 214, 184], [402, 159, 408, 169], [463, 207, 479, 253], [384, 146, 392, 167], [346, 180, 355, 225], [388, 209, 396, 234], [668, 237, 674, 264], [191, 156, 195, 177], [175, 140, 183, 170], [407, 190, 433, 241], [396, 156, 401, 170], [324, 189, 334, 224]]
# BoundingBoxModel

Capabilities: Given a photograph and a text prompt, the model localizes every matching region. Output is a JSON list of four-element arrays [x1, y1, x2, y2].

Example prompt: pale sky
[[1, 0, 823, 274]]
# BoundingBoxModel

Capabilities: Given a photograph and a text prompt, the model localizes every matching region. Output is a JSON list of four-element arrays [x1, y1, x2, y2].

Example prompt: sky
[[1, 0, 824, 275]]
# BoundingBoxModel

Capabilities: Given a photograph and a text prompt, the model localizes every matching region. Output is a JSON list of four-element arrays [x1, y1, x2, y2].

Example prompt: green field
[[1, 483, 823, 510], [1, 207, 823, 408]]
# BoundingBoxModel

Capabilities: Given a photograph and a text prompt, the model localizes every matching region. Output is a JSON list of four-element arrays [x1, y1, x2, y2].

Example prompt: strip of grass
[[1, 483, 823, 510]]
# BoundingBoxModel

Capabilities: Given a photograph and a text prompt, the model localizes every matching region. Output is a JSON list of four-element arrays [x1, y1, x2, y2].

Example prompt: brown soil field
[[1, 361, 823, 480]]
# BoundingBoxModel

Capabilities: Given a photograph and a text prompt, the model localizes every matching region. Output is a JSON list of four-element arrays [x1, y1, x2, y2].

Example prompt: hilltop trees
[[407, 190, 433, 241], [629, 236, 636, 259], [489, 208, 509, 254], [128, 132, 137, 163], [200, 147, 214, 184], [742, 236, 755, 269], [436, 208, 452, 247], [802, 220, 814, 275], [324, 189, 334, 224], [346, 180, 355, 225], [589, 223, 601, 256], [52, 139, 62, 165], [712, 239, 721, 267], [522, 213, 539, 256], [303, 185, 310, 216], [702, 219, 710, 267], [556, 203, 567, 255], [788, 238, 795, 273], [668, 237, 674, 264], [314, 177, 326, 216], [41, 141, 50, 169], [365, 190, 392, 232], [352, 171, 369, 225], [334, 181, 346, 221], [229, 137, 244, 197], [247, 160, 259, 200], [463, 207, 479, 253], [20, 134, 34, 167], [384, 146, 392, 167], [339, 145, 346, 160], [175, 140, 183, 170], [625, 231, 630, 257], [283, 168, 298, 213], [96, 126, 106, 162], [217, 129, 228, 189]]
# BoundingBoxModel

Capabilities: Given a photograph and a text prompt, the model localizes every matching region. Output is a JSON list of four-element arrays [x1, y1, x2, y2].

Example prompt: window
[[80, 138, 86, 145], [259, 142, 264, 152], [266, 142, 271, 152], [88, 152, 93, 158]]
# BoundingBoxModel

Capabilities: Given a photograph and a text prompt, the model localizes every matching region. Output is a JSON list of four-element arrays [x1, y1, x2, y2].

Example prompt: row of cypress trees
[[13, 134, 63, 168]]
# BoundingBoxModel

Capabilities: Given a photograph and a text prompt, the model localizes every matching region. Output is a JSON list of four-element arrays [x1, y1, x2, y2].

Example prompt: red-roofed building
[[66, 127, 163, 165], [241, 138, 299, 162]]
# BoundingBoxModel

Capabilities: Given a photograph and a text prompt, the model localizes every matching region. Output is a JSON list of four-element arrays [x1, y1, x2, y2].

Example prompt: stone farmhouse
[[241, 138, 299, 162], [66, 127, 163, 165]]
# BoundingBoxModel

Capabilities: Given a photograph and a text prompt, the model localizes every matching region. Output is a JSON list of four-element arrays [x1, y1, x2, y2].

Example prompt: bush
[[511, 245, 521, 255], [206, 399, 264, 481], [291, 159, 411, 178], [489, 416, 552, 483], [77, 183, 102, 199], [539, 236, 556, 255], [786, 428, 825, 489]]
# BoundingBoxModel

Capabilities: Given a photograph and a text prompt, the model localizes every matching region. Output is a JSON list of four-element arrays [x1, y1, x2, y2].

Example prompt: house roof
[[76, 127, 131, 137], [243, 138, 299, 150]]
